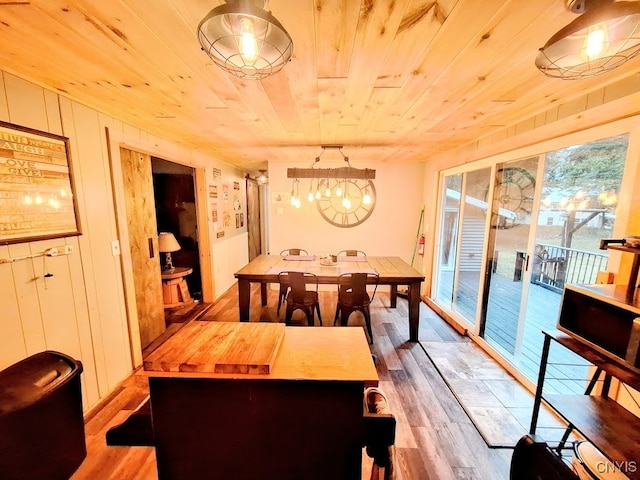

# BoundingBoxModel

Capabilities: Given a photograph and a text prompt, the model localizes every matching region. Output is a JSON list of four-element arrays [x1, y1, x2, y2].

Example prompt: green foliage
[[544, 135, 628, 193]]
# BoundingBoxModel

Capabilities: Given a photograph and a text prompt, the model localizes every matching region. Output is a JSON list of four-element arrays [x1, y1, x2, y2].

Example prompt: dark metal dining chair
[[278, 271, 322, 326], [509, 435, 579, 480], [277, 248, 309, 314], [337, 250, 367, 257], [334, 272, 379, 343], [280, 248, 309, 257]]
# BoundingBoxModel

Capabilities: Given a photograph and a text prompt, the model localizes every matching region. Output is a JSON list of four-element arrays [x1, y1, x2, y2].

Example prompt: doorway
[[152, 157, 202, 302]]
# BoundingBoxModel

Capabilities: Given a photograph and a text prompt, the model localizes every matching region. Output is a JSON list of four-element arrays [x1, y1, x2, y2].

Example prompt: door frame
[[106, 128, 213, 367]]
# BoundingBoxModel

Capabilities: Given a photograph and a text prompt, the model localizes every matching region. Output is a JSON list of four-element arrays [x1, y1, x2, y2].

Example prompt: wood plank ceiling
[[0, 0, 638, 173]]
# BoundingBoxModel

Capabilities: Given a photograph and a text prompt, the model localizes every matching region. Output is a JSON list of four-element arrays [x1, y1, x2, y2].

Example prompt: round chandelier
[[536, 0, 640, 79], [197, 0, 293, 80]]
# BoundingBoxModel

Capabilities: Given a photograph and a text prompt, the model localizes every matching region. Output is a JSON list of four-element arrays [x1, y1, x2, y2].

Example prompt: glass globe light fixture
[[197, 0, 293, 80]]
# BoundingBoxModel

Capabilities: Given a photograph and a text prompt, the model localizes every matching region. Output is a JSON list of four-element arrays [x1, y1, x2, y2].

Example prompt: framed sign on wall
[[0, 121, 81, 244]]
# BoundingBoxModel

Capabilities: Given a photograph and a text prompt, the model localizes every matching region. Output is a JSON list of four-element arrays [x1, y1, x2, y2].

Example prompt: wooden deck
[[437, 271, 592, 395]]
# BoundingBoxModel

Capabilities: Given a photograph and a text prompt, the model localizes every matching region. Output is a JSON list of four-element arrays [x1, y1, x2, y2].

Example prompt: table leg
[[407, 282, 420, 342], [238, 278, 251, 322], [260, 282, 268, 306], [390, 285, 398, 308]]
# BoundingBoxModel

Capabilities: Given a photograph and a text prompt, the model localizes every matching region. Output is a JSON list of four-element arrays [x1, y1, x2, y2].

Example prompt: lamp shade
[[536, 1, 640, 79], [197, 0, 293, 80], [158, 232, 181, 253]]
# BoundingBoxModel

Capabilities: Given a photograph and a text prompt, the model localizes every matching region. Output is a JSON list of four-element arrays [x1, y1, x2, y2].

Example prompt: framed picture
[[0, 121, 81, 244]]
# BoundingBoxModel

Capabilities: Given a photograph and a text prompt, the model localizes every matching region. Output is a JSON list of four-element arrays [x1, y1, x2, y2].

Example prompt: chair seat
[[337, 292, 371, 309], [286, 290, 318, 308]]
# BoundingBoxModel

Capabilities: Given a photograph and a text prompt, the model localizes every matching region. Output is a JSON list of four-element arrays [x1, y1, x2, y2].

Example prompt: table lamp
[[158, 232, 181, 272]]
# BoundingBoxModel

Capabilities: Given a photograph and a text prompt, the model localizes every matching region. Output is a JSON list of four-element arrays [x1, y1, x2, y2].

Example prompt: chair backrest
[[280, 248, 309, 256], [279, 271, 318, 302], [338, 250, 366, 257], [338, 272, 379, 304]]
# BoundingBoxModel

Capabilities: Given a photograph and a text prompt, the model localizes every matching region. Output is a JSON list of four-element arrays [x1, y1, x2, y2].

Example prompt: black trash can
[[0, 351, 86, 480]]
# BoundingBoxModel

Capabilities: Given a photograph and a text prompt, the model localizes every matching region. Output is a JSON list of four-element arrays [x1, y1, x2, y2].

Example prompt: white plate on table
[[319, 259, 338, 267]]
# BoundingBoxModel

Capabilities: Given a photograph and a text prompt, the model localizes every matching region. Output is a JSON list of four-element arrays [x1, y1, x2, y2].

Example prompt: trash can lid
[[0, 351, 80, 415], [573, 441, 630, 480]]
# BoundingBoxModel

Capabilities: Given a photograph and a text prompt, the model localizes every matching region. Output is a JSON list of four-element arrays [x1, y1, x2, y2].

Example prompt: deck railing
[[530, 243, 609, 293]]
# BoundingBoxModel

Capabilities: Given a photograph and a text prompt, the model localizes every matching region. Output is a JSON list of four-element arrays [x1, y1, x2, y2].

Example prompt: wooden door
[[120, 148, 165, 348], [246, 177, 261, 261]]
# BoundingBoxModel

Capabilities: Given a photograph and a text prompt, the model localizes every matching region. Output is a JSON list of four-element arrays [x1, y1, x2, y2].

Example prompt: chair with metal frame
[[509, 435, 579, 480], [334, 272, 379, 343], [337, 250, 367, 258], [279, 271, 322, 326], [277, 248, 310, 315]]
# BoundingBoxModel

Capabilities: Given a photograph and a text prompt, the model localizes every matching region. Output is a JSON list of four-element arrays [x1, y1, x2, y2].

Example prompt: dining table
[[234, 254, 425, 342]]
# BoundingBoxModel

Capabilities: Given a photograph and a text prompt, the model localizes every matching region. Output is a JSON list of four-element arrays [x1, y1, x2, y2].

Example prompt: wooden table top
[[161, 266, 193, 280], [144, 321, 379, 386], [234, 254, 424, 283]]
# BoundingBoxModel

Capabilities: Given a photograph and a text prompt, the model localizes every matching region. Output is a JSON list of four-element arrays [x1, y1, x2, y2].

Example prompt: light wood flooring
[[71, 284, 518, 480]]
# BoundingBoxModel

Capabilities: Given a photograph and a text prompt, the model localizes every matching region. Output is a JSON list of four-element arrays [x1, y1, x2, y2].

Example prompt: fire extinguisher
[[418, 234, 425, 256]]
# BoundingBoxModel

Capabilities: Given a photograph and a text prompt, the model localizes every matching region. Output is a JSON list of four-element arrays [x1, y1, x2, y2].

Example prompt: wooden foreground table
[[234, 254, 425, 341], [144, 321, 379, 480]]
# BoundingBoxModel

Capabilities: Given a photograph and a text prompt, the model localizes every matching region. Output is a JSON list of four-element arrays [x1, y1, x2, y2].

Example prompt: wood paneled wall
[[0, 71, 250, 414], [0, 72, 131, 410]]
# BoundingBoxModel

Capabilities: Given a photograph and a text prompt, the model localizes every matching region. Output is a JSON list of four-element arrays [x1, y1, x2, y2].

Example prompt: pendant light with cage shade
[[197, 0, 293, 80], [536, 0, 640, 79]]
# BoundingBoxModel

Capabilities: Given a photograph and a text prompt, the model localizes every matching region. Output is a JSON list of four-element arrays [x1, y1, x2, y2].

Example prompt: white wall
[[201, 164, 249, 298], [211, 232, 249, 297], [267, 161, 426, 264], [0, 71, 249, 414]]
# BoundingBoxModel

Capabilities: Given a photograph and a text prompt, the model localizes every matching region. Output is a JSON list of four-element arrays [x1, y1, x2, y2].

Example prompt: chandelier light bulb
[[24, 194, 33, 205], [363, 187, 371, 205], [239, 17, 259, 62], [315, 189, 321, 200], [335, 184, 343, 197], [583, 23, 608, 60], [290, 193, 296, 206], [324, 182, 331, 197], [35, 193, 43, 205], [307, 190, 314, 202]]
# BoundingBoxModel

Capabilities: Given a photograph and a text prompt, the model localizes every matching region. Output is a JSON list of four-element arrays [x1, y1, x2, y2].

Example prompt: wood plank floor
[[71, 283, 515, 480], [437, 270, 591, 394]]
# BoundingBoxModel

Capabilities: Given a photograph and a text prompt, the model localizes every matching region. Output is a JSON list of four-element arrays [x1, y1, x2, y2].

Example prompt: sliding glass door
[[435, 169, 491, 329], [480, 157, 539, 356], [432, 134, 629, 386]]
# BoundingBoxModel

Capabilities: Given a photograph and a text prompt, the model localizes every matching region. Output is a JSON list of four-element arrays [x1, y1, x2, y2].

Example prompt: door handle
[[148, 237, 155, 258], [525, 254, 530, 272]]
